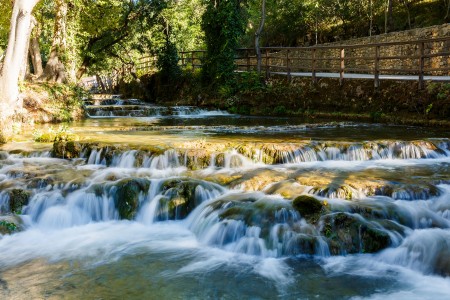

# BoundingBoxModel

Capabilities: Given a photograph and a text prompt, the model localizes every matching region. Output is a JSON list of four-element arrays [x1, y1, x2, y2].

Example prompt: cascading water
[[1, 99, 450, 299]]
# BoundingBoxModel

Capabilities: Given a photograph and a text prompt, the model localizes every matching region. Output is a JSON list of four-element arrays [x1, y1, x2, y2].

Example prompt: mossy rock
[[53, 141, 82, 159], [292, 195, 323, 217], [184, 150, 211, 170], [7, 189, 31, 213], [0, 151, 8, 160], [0, 216, 23, 235], [114, 178, 151, 220], [160, 179, 217, 220], [320, 212, 390, 255]]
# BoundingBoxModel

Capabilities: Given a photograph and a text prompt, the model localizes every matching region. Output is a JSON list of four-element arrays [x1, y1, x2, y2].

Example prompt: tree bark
[[385, 0, 394, 33], [40, 0, 67, 83], [255, 0, 266, 74], [445, 0, 450, 21], [0, 0, 40, 143], [400, 0, 411, 29], [29, 16, 43, 77]]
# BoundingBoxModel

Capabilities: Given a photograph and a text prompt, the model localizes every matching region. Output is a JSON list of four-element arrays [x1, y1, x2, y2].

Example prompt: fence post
[[265, 48, 269, 78], [312, 48, 317, 84], [287, 49, 291, 80], [374, 45, 380, 88], [246, 49, 250, 72], [419, 42, 425, 90], [339, 48, 345, 86]]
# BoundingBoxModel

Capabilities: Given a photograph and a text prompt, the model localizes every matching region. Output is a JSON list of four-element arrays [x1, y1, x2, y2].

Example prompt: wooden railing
[[178, 36, 450, 89], [136, 55, 157, 74], [178, 50, 206, 69]]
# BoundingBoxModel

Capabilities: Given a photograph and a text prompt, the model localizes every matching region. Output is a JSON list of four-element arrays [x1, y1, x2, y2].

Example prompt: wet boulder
[[0, 151, 8, 160], [228, 169, 287, 191], [292, 195, 324, 220], [320, 212, 390, 255], [7, 189, 31, 213], [0, 215, 23, 235], [113, 178, 151, 220], [53, 141, 82, 159], [158, 179, 222, 220], [216, 194, 300, 235], [183, 149, 211, 170]]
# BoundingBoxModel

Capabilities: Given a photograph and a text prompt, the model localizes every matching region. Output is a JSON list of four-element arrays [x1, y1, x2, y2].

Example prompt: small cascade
[[87, 148, 105, 165], [84, 95, 229, 118], [2, 116, 450, 298], [111, 150, 138, 168], [71, 139, 450, 174], [187, 193, 330, 257], [0, 191, 10, 213]]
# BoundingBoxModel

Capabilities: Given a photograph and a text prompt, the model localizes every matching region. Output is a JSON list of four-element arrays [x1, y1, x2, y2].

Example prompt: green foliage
[[273, 105, 287, 115], [75, 0, 166, 76], [0, 220, 17, 234], [0, 0, 11, 50], [236, 71, 265, 91], [201, 0, 247, 87], [425, 103, 433, 115], [157, 40, 181, 82], [33, 125, 77, 143], [370, 111, 384, 122], [243, 0, 446, 47]]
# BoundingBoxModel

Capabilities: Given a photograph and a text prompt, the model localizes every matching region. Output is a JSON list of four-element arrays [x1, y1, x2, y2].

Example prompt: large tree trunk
[[0, 0, 40, 143], [29, 16, 43, 77], [255, 0, 266, 74], [40, 0, 67, 83]]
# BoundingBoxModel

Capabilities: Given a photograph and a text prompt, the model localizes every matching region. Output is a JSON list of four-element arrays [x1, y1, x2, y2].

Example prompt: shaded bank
[[126, 71, 450, 127], [0, 82, 86, 144]]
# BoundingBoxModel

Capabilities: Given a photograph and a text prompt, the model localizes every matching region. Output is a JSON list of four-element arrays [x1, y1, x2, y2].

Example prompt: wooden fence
[[178, 36, 450, 89]]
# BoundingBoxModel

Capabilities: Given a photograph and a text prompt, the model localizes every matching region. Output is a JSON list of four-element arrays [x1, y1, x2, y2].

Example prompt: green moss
[[320, 213, 391, 255], [292, 195, 323, 217], [53, 141, 82, 159], [8, 189, 31, 213], [0, 220, 17, 235], [114, 178, 151, 220]]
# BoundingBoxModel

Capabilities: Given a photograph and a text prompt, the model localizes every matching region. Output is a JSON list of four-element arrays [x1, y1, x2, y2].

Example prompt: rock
[[158, 179, 222, 220], [183, 149, 211, 170], [0, 215, 23, 235], [53, 141, 82, 159], [0, 151, 8, 160], [292, 195, 323, 218], [7, 189, 31, 213], [320, 212, 390, 255], [114, 178, 150, 220], [264, 179, 308, 199], [228, 169, 287, 191]]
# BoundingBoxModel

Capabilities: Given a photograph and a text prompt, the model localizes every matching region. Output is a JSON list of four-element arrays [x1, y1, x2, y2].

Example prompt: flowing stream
[[1, 97, 450, 299]]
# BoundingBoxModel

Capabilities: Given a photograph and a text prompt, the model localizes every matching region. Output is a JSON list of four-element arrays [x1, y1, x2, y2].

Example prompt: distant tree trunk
[[385, 0, 394, 33], [40, 0, 67, 83], [445, 0, 450, 21], [29, 16, 43, 77], [0, 0, 40, 143], [400, 0, 411, 29], [369, 0, 373, 36], [255, 0, 266, 73], [76, 57, 90, 80], [96, 75, 106, 93]]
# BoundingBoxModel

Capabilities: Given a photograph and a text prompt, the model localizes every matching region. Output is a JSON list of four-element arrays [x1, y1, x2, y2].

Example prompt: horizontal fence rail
[[177, 36, 450, 88]]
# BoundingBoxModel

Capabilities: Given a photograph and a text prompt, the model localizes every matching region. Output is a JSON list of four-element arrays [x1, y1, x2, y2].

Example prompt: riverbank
[[0, 82, 87, 144], [132, 71, 450, 127]]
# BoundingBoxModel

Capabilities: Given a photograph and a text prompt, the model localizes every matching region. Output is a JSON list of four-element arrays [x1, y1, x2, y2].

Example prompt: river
[[0, 97, 449, 299]]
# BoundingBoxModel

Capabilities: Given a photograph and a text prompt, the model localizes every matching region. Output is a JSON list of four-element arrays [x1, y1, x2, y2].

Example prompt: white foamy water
[[1, 127, 450, 298]]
